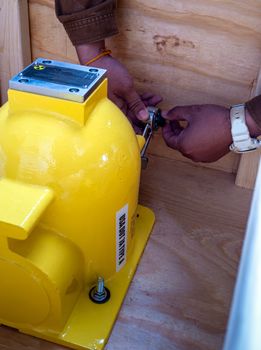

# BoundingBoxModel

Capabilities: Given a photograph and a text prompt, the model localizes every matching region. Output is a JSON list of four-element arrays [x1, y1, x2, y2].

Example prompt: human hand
[[76, 41, 151, 122], [92, 57, 162, 132], [245, 108, 261, 137], [162, 105, 232, 162], [126, 92, 163, 134]]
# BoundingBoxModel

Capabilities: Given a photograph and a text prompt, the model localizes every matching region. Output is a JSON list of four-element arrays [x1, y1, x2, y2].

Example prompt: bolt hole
[[42, 60, 52, 64], [136, 214, 140, 218], [18, 78, 29, 83], [69, 88, 80, 93], [89, 68, 98, 73]]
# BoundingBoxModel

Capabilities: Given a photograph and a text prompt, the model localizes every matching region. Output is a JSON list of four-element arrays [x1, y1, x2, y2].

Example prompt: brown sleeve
[[55, 0, 118, 46], [246, 95, 261, 129]]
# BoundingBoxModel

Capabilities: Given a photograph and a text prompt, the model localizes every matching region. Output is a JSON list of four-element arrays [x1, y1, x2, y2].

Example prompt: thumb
[[123, 89, 148, 121], [162, 123, 180, 150], [162, 106, 192, 122]]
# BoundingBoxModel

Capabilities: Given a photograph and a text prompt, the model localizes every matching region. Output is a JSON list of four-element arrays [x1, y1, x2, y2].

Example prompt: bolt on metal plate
[[89, 277, 110, 304]]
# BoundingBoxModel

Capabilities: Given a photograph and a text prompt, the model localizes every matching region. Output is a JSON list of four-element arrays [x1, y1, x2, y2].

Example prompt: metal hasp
[[0, 58, 155, 350], [141, 106, 166, 168]]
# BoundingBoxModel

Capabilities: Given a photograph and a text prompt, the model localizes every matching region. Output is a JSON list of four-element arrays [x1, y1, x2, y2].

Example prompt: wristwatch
[[229, 104, 261, 153]]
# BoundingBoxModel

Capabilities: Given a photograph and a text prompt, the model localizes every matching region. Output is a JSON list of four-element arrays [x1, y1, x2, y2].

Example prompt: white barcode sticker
[[116, 204, 128, 272]]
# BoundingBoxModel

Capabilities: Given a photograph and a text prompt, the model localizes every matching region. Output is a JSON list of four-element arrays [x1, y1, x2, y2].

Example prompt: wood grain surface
[[235, 67, 261, 189], [0, 156, 253, 350], [28, 0, 261, 107], [0, 0, 31, 104], [28, 0, 261, 174]]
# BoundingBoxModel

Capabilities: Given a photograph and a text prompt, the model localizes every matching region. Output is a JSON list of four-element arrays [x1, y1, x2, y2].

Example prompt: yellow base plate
[[19, 205, 155, 350]]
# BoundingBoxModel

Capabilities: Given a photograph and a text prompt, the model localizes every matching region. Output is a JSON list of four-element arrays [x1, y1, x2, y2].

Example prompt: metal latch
[[141, 106, 165, 169]]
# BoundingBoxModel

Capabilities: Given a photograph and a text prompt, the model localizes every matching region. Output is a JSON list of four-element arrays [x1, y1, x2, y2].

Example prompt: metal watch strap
[[229, 104, 260, 153]]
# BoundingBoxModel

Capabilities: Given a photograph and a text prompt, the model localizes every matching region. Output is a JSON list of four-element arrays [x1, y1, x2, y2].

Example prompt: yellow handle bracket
[[0, 178, 54, 240]]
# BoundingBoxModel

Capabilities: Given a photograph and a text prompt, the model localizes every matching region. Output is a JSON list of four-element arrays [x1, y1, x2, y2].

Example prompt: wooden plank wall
[[28, 0, 261, 174], [0, 0, 31, 105], [235, 67, 261, 189]]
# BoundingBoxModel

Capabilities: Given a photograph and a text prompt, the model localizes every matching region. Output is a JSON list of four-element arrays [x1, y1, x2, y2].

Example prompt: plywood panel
[[235, 67, 261, 189], [0, 156, 253, 350], [110, 1, 261, 107], [0, 0, 31, 105], [28, 0, 261, 173]]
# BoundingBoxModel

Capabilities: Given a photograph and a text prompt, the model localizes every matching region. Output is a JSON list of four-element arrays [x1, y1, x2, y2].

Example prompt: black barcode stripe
[[116, 205, 128, 271], [118, 213, 126, 266]]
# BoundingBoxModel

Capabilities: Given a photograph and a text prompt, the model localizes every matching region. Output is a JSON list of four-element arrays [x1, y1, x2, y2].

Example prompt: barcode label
[[116, 204, 128, 272]]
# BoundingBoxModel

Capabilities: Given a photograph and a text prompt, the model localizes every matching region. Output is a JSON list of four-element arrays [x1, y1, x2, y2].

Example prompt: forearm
[[245, 109, 261, 138], [76, 40, 105, 65], [245, 95, 261, 137], [55, 0, 118, 45]]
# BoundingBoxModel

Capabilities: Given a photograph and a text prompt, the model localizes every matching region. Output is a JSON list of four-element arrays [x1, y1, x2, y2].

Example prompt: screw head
[[18, 78, 29, 83], [69, 88, 80, 93]]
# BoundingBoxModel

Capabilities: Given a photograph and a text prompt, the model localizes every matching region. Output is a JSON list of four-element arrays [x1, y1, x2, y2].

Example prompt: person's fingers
[[113, 97, 144, 132], [108, 93, 128, 115], [122, 89, 148, 121], [162, 106, 193, 122], [140, 92, 155, 100], [170, 120, 184, 135], [162, 123, 182, 150], [126, 108, 145, 129], [132, 123, 144, 135], [109, 89, 146, 131], [143, 95, 163, 107], [140, 92, 163, 107]]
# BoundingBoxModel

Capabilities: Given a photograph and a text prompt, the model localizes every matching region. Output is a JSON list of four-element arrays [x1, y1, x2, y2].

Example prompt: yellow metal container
[[0, 59, 154, 349]]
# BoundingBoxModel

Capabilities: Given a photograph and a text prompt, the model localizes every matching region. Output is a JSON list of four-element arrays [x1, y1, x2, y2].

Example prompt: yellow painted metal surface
[[0, 178, 54, 239], [0, 77, 154, 349]]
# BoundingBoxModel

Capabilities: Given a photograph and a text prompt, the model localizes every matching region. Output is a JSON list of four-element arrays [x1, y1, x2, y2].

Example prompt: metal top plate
[[9, 58, 107, 103]]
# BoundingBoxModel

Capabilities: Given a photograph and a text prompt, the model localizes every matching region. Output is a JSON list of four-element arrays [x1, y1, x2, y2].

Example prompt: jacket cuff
[[56, 1, 118, 45], [246, 95, 261, 129]]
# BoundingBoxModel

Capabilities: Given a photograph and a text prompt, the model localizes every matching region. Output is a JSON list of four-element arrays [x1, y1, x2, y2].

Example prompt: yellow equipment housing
[[0, 59, 154, 349]]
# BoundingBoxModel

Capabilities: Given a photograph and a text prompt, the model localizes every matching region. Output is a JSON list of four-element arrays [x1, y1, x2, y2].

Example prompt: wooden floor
[[0, 155, 253, 350]]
